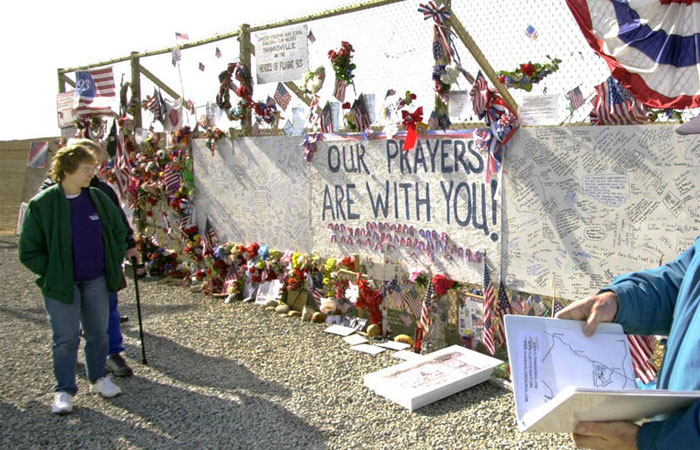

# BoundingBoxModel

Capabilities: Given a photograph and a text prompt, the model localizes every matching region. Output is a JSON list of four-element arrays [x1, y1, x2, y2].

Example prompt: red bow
[[402, 107, 423, 151]]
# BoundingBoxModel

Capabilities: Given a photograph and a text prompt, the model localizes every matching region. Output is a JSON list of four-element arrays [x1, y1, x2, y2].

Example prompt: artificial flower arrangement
[[204, 127, 225, 154], [328, 41, 356, 85], [410, 267, 460, 297], [497, 56, 561, 91]]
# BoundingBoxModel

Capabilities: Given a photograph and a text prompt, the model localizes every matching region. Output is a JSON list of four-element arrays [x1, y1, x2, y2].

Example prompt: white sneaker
[[51, 392, 73, 414], [90, 375, 122, 398]]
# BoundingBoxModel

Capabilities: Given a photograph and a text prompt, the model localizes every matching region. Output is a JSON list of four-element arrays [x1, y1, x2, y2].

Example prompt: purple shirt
[[68, 189, 105, 281]]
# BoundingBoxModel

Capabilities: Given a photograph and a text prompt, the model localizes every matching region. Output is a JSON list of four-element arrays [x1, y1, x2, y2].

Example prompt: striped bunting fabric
[[566, 0, 700, 108]]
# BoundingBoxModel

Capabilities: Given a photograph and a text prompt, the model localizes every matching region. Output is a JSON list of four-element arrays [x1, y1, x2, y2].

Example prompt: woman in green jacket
[[19, 143, 127, 414]]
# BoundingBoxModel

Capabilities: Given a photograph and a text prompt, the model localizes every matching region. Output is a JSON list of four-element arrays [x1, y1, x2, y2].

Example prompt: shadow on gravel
[[0, 305, 47, 327], [0, 399, 173, 448], [415, 382, 507, 417], [122, 330, 291, 399], [110, 377, 328, 449], [0, 238, 18, 250]]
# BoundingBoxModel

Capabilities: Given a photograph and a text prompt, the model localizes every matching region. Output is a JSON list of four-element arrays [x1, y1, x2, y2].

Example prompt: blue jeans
[[44, 275, 110, 395], [108, 292, 125, 355]]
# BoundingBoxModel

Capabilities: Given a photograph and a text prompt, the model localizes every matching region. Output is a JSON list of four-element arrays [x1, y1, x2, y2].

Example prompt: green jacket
[[18, 184, 127, 303]]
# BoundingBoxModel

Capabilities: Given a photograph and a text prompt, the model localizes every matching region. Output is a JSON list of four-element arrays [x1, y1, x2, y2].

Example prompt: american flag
[[495, 281, 512, 348], [179, 205, 197, 237], [333, 78, 347, 102], [552, 299, 565, 316], [628, 335, 657, 384], [306, 273, 324, 307], [27, 141, 48, 169], [510, 294, 531, 315], [74, 67, 116, 117], [163, 166, 182, 193], [525, 24, 538, 40], [307, 29, 316, 43], [273, 83, 292, 110], [320, 102, 333, 133], [352, 94, 372, 131], [215, 47, 222, 58], [482, 261, 496, 355], [112, 129, 132, 201], [145, 89, 165, 123], [470, 71, 490, 117], [202, 218, 217, 254], [567, 86, 585, 110], [198, 62, 205, 72], [420, 280, 434, 333], [222, 266, 238, 295], [590, 76, 650, 125], [403, 286, 423, 319], [175, 32, 189, 40]]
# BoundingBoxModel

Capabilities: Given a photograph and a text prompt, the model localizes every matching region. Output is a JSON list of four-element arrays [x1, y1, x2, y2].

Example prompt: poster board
[[309, 134, 500, 284], [503, 126, 700, 300], [193, 137, 312, 252]]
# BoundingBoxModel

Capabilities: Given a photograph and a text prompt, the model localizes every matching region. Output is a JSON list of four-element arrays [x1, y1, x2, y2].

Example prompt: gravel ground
[[0, 235, 575, 449]]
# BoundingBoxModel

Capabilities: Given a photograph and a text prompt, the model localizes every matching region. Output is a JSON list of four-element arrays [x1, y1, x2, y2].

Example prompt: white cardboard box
[[363, 345, 503, 411]]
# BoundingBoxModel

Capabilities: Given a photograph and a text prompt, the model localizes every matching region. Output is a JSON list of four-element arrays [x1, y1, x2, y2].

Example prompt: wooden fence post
[[130, 51, 142, 129], [239, 23, 253, 136], [57, 69, 66, 94]]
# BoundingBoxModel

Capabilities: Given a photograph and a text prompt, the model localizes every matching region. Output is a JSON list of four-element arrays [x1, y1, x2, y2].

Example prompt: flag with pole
[[494, 281, 512, 348], [420, 280, 434, 333], [482, 260, 496, 355]]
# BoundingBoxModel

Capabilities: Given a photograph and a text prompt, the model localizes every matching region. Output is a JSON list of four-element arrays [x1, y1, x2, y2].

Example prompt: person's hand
[[573, 421, 639, 450], [126, 247, 140, 263], [555, 291, 619, 336], [125, 247, 146, 276]]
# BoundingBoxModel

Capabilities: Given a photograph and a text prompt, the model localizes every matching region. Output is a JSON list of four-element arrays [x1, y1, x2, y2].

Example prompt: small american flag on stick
[[420, 280, 434, 333], [482, 260, 496, 355], [273, 83, 292, 110]]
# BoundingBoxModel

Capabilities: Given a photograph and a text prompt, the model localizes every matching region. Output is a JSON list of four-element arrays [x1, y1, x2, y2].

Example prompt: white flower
[[345, 283, 360, 304], [440, 65, 460, 85]]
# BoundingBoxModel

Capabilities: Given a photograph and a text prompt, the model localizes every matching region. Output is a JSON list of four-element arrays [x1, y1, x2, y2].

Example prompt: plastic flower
[[409, 267, 426, 282], [520, 63, 535, 77], [432, 274, 455, 297], [345, 283, 360, 304]]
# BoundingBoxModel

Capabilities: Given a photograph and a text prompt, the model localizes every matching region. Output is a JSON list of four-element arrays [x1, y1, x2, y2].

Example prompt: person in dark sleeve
[[20, 143, 127, 414], [39, 138, 138, 377]]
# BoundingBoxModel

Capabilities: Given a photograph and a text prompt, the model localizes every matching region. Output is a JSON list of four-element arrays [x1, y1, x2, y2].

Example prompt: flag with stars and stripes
[[75, 67, 116, 117], [273, 82, 292, 110], [215, 47, 222, 58], [628, 335, 657, 384], [333, 78, 347, 103], [567, 86, 585, 110], [590, 76, 650, 125], [420, 280, 434, 333], [470, 71, 490, 117], [495, 281, 512, 348], [482, 261, 496, 355], [202, 218, 217, 254]]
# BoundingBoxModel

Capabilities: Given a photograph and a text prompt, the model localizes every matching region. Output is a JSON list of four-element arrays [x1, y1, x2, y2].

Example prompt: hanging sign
[[255, 24, 309, 84]]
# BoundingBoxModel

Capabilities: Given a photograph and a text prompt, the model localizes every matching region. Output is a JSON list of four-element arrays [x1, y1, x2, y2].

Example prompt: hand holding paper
[[555, 291, 619, 337]]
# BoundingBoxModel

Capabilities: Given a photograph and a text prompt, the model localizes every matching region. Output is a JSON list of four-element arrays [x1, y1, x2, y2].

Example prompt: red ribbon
[[402, 107, 423, 151]]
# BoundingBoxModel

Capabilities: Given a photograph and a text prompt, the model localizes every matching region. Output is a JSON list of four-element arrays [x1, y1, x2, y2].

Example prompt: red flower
[[520, 63, 535, 77], [498, 74, 506, 84], [432, 274, 455, 297], [342, 102, 351, 110]]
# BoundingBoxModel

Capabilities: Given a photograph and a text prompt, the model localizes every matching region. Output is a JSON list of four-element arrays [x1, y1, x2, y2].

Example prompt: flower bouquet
[[497, 56, 561, 91]]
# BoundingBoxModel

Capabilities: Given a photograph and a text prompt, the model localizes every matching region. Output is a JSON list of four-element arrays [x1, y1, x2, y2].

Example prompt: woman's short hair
[[49, 143, 97, 182]]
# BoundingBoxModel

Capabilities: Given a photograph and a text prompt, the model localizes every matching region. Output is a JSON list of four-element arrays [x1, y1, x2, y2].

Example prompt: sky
[[0, 0, 355, 141]]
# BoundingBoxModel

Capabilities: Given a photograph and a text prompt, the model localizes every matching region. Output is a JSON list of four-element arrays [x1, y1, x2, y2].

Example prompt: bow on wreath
[[402, 107, 423, 151]]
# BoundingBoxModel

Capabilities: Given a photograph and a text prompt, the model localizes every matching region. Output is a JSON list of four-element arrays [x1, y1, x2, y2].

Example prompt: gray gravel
[[0, 235, 574, 449]]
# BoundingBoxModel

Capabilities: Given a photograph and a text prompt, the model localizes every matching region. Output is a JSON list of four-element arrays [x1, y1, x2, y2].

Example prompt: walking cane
[[131, 257, 148, 365]]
